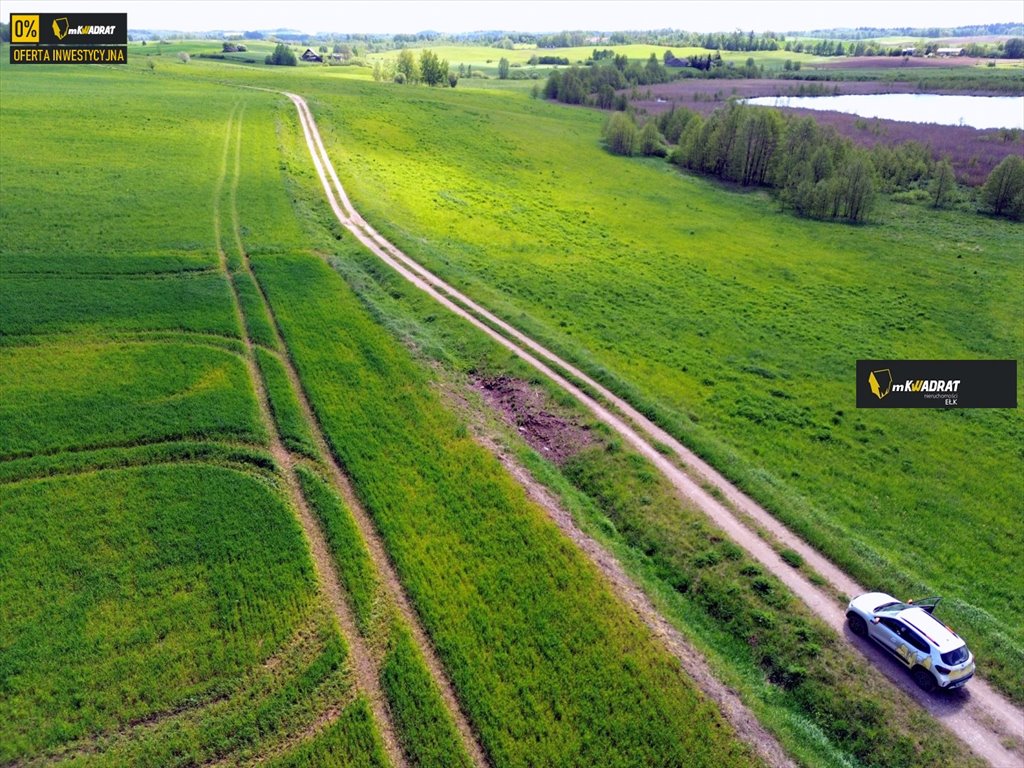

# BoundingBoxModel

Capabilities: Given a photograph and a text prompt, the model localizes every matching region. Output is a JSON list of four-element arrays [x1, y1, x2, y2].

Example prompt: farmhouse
[[301, 48, 323, 62]]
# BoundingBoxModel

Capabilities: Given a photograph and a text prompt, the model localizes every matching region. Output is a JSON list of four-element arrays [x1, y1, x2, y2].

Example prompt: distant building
[[901, 47, 917, 56], [937, 47, 965, 56], [301, 48, 323, 62]]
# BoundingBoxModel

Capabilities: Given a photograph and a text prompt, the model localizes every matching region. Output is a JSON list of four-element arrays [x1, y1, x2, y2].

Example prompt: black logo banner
[[857, 360, 1017, 408]]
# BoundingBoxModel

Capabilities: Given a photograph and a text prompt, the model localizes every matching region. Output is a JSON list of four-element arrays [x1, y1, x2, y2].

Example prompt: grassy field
[[2, 36, 1020, 766], [0, 58, 386, 766], [300, 172, 984, 767], [255, 250, 757, 767], [289, 74, 1022, 700], [0, 464, 320, 760], [366, 43, 826, 78]]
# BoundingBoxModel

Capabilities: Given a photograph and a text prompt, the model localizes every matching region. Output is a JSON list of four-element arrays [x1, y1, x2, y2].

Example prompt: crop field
[[0, 464, 317, 758], [2, 24, 1021, 768], [1, 49, 792, 768], [290, 75, 1023, 701], [0, 60, 380, 766], [254, 246, 755, 767]]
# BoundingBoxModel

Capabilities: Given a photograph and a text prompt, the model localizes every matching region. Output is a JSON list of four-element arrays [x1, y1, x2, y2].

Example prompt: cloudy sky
[[4, 0, 1022, 34]]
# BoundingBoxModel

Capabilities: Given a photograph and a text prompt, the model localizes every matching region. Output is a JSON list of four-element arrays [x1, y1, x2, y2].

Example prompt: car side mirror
[[872, 617, 880, 624]]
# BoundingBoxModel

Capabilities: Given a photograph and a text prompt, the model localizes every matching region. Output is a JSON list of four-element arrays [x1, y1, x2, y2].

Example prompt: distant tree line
[[543, 54, 676, 106], [601, 103, 1024, 222], [799, 23, 1023, 40]]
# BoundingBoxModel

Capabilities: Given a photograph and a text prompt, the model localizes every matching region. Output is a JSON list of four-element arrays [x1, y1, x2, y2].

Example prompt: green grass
[[57, 608, 356, 767], [264, 697, 390, 768], [561, 443, 978, 767], [234, 270, 280, 348], [380, 625, 474, 768], [257, 348, 318, 459], [296, 467, 380, 636], [0, 57, 390, 766], [301, 198, 981, 767], [254, 249, 756, 768], [0, 464, 318, 761], [297, 466, 473, 768], [0, 273, 239, 337], [0, 62, 236, 273], [294, 75, 1023, 701], [0, 440, 275, 484], [0, 341, 265, 457]]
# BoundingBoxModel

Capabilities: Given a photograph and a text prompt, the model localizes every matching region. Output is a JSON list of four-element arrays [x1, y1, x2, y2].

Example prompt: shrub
[[177, 51, 189, 64], [266, 43, 296, 67], [981, 154, 1024, 219], [604, 112, 638, 156]]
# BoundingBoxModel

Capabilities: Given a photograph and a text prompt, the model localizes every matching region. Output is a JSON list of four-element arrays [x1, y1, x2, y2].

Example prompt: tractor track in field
[[215, 102, 409, 768], [284, 90, 1024, 768], [224, 101, 490, 768]]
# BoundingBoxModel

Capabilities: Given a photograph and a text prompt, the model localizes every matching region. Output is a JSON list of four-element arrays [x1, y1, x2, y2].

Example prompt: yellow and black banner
[[9, 12, 127, 64]]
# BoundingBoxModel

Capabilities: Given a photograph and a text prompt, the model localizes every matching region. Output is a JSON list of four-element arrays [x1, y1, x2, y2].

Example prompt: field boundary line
[[242, 93, 491, 768], [284, 90, 1024, 767], [0, 435, 269, 466], [213, 101, 409, 768]]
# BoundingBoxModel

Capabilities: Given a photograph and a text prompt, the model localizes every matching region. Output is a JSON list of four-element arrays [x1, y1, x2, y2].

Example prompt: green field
[[0, 59, 382, 765], [0, 48, 786, 767], [289, 73, 1023, 701], [0, 464, 329, 760], [2, 32, 1020, 767]]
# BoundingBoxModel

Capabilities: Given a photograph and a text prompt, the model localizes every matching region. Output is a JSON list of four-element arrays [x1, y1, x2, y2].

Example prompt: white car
[[846, 592, 975, 691]]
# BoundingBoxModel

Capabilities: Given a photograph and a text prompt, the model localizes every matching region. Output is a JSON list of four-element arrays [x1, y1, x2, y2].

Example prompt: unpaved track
[[285, 91, 1024, 767]]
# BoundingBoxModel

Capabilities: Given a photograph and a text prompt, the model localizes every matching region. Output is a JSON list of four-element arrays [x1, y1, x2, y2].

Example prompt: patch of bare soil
[[472, 375, 596, 464]]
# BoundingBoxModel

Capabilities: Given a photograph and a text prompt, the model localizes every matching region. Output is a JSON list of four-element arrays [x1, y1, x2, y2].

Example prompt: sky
[[3, 0, 1022, 35]]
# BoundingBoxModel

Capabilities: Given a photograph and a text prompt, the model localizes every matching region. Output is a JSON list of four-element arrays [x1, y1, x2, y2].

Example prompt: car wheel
[[912, 667, 936, 692], [847, 613, 868, 637]]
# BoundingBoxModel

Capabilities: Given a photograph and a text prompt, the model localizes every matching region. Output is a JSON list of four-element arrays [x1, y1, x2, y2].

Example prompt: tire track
[[228, 99, 489, 768], [215, 102, 408, 768], [284, 91, 1024, 768]]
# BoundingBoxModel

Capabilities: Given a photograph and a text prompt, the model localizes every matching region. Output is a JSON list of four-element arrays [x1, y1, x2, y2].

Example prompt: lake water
[[743, 94, 1024, 130]]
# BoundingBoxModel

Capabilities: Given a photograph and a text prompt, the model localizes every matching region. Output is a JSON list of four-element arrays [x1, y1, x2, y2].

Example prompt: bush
[[266, 43, 296, 67], [604, 112, 638, 156], [177, 51, 189, 64], [981, 154, 1024, 219], [639, 121, 666, 157]]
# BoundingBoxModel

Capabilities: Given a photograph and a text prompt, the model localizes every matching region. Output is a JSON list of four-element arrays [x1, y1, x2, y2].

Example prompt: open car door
[[909, 596, 942, 614]]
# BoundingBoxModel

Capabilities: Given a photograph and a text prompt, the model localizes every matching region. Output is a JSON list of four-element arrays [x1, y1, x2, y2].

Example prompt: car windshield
[[941, 645, 969, 665]]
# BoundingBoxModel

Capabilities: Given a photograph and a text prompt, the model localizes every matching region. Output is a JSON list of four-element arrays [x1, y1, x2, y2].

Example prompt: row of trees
[[603, 104, 1024, 222], [372, 49, 455, 86], [543, 55, 674, 104], [265, 43, 296, 66]]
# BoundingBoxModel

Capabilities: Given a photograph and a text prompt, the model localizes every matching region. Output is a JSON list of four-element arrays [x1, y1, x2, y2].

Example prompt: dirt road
[[284, 91, 1024, 768]]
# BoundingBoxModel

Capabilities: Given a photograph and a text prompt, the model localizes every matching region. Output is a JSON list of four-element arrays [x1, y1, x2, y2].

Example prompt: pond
[[743, 93, 1024, 130]]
